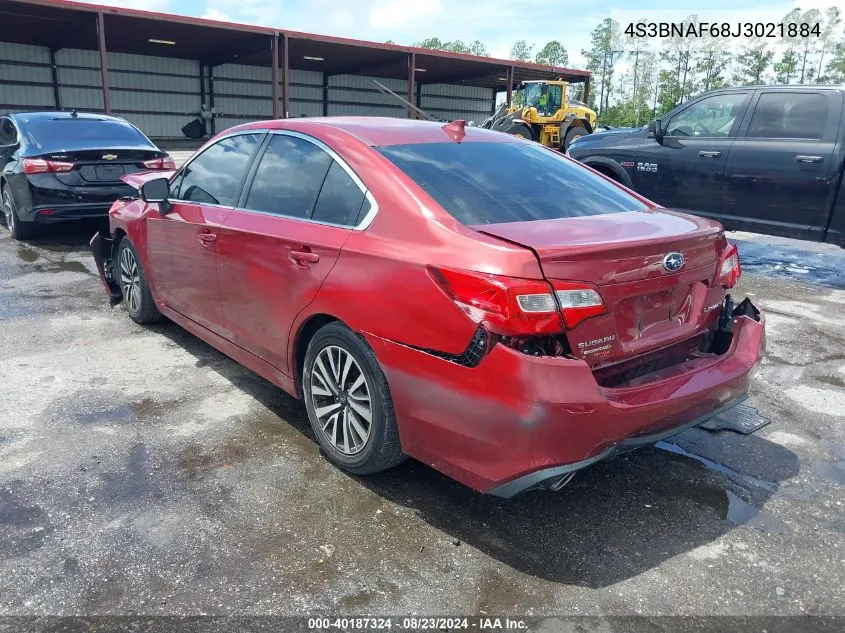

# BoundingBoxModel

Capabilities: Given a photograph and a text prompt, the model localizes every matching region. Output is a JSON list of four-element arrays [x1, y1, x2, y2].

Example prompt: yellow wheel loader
[[481, 80, 597, 151]]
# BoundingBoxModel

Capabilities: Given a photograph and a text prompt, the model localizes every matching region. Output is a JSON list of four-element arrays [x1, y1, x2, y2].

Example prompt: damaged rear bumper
[[90, 231, 122, 305], [364, 298, 765, 497], [487, 394, 747, 497]]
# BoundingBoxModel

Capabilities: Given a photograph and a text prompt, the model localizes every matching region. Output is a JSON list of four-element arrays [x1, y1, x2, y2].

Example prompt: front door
[[634, 91, 750, 213], [721, 89, 840, 238], [217, 132, 369, 374], [145, 132, 263, 332]]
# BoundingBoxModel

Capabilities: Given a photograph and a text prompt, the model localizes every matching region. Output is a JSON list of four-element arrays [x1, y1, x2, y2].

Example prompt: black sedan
[[0, 111, 174, 240]]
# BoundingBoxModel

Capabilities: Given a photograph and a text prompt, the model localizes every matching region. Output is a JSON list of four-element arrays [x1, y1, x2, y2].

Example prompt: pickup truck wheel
[[303, 322, 405, 475], [506, 123, 535, 141], [564, 126, 588, 151], [116, 237, 162, 324], [2, 186, 35, 241]]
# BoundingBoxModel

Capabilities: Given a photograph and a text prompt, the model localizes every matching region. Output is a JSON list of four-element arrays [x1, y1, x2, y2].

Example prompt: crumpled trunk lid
[[475, 210, 730, 366]]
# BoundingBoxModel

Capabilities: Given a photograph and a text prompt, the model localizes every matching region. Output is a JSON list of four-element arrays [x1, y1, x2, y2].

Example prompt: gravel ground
[[0, 221, 843, 624]]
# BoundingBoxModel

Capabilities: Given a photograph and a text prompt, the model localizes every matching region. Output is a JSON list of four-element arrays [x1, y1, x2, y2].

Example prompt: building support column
[[208, 65, 216, 135], [49, 48, 61, 110], [282, 34, 289, 118], [582, 76, 591, 107], [322, 73, 329, 117], [271, 32, 281, 119], [407, 52, 415, 118], [506, 65, 514, 106], [96, 12, 111, 114]]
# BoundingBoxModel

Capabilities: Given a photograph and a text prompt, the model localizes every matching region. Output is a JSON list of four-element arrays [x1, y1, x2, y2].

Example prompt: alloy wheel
[[310, 345, 372, 455], [119, 246, 142, 315]]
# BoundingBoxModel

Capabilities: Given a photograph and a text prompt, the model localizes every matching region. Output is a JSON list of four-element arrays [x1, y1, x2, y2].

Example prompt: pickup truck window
[[666, 93, 747, 138], [746, 92, 827, 140]]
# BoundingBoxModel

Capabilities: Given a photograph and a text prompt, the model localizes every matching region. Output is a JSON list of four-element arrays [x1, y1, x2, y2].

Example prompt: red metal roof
[[0, 0, 590, 88]]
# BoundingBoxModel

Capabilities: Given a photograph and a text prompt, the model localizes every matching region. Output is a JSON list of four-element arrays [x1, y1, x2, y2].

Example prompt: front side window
[[244, 135, 332, 219], [378, 141, 647, 225], [746, 92, 827, 140], [666, 93, 747, 138], [173, 133, 262, 206]]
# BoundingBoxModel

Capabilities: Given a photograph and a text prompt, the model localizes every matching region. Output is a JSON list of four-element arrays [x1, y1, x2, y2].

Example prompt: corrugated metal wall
[[1, 41, 496, 138]]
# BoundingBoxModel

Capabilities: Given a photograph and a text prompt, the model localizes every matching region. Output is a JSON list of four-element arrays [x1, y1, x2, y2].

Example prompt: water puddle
[[735, 239, 845, 289], [725, 490, 790, 533], [810, 460, 845, 485], [75, 398, 166, 424], [656, 441, 779, 492]]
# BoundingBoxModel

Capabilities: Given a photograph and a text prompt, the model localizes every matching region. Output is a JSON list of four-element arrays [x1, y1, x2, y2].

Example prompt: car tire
[[115, 237, 162, 324], [505, 122, 535, 141], [303, 322, 405, 475], [564, 126, 588, 151], [2, 185, 35, 241]]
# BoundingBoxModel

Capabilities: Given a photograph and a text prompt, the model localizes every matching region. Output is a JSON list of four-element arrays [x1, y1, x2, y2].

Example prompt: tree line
[[406, 6, 845, 127]]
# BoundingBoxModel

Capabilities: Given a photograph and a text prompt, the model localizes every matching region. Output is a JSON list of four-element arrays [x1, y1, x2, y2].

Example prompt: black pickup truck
[[566, 85, 845, 246]]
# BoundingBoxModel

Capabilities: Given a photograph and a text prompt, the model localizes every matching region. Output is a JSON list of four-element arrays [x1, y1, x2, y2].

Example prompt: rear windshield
[[21, 118, 151, 151], [377, 141, 647, 225]]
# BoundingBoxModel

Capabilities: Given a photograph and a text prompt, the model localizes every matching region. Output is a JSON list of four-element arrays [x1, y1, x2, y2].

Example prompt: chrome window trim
[[168, 127, 379, 230]]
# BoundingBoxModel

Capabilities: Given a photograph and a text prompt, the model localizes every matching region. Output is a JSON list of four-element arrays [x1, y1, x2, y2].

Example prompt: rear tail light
[[553, 283, 606, 328], [142, 155, 176, 170], [717, 242, 741, 288], [427, 266, 606, 335], [21, 158, 75, 174]]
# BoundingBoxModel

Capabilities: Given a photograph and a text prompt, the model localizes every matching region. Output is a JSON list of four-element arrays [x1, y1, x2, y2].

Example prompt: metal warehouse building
[[0, 0, 590, 143]]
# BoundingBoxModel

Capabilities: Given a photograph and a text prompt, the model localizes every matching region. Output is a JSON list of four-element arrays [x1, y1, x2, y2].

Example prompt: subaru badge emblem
[[662, 252, 684, 272]]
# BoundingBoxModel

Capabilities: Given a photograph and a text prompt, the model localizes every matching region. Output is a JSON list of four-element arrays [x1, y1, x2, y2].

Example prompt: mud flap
[[90, 232, 122, 305]]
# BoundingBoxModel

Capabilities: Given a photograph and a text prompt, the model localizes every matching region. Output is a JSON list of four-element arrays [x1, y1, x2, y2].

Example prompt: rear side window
[[0, 118, 16, 145], [312, 162, 366, 226], [244, 135, 332, 219], [21, 117, 150, 151], [173, 133, 262, 206], [378, 142, 646, 225], [746, 92, 827, 140]]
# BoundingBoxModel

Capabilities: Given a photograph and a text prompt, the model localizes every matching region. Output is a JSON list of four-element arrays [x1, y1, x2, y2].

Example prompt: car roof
[[708, 84, 845, 93], [7, 111, 130, 124], [232, 116, 520, 147]]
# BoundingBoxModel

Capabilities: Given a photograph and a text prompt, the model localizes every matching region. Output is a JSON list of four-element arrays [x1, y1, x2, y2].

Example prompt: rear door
[[721, 89, 841, 239], [216, 132, 367, 373], [634, 91, 750, 212], [146, 132, 264, 332]]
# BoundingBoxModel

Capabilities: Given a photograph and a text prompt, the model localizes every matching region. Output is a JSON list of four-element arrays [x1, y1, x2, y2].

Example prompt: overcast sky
[[82, 0, 841, 68]]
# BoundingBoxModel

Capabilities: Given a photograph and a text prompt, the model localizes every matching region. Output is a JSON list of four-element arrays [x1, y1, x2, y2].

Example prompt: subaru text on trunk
[[90, 117, 765, 497]]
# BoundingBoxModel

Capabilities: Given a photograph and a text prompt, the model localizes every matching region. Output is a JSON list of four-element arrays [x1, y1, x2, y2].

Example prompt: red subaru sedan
[[91, 117, 764, 497]]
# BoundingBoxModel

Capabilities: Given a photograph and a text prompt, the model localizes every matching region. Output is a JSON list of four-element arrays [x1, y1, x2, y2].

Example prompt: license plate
[[95, 165, 125, 180]]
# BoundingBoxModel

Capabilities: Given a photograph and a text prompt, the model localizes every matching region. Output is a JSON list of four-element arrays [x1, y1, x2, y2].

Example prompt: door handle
[[289, 247, 319, 267], [795, 155, 823, 163], [197, 230, 217, 247], [698, 151, 721, 158]]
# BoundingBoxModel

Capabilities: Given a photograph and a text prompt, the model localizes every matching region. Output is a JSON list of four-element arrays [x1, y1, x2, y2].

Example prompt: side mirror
[[648, 118, 665, 143], [140, 177, 170, 204]]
